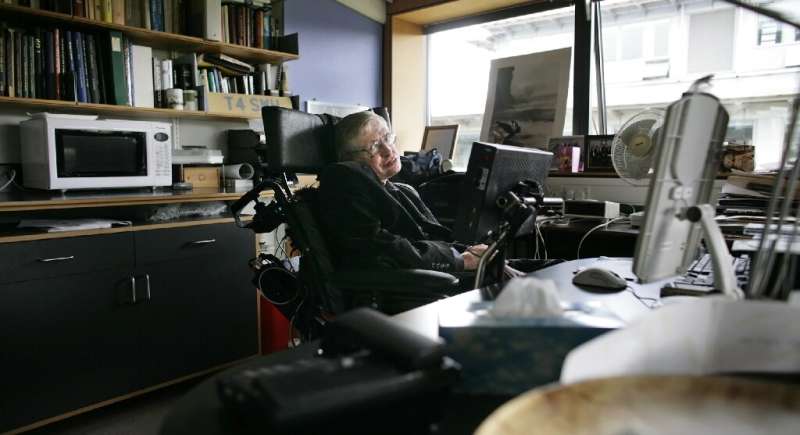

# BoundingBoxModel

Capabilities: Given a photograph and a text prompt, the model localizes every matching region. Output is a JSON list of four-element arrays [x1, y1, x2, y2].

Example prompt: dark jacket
[[318, 161, 464, 272]]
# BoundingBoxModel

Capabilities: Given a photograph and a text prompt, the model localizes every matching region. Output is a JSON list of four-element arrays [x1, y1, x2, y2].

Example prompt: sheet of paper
[[560, 298, 800, 384], [18, 219, 132, 232]]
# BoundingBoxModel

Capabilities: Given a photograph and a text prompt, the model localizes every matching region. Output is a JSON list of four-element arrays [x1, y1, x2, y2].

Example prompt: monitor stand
[[684, 204, 744, 300]]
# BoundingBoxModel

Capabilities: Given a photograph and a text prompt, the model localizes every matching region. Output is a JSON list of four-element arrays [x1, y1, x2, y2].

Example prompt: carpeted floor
[[25, 379, 204, 435]]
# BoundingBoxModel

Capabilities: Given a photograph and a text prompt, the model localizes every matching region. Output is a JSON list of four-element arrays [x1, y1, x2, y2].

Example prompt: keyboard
[[661, 253, 751, 297]]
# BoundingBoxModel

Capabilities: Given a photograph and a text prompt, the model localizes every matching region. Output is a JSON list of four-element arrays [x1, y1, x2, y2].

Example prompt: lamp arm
[[686, 204, 744, 300]]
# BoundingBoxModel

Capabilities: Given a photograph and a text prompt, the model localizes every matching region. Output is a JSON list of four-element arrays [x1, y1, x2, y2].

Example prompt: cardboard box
[[175, 166, 221, 188]]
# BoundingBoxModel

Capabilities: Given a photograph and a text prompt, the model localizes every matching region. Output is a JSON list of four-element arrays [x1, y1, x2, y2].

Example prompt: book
[[53, 28, 60, 100], [131, 44, 153, 107], [125, 0, 143, 27], [4, 27, 15, 98], [152, 56, 162, 107], [73, 0, 86, 18], [123, 36, 132, 105], [111, 0, 125, 25], [199, 52, 253, 74], [205, 0, 222, 41], [0, 29, 5, 96], [102, 0, 112, 23], [43, 30, 54, 99], [72, 31, 87, 102], [33, 29, 42, 99], [106, 30, 127, 105], [86, 33, 101, 103], [92, 31, 105, 103]]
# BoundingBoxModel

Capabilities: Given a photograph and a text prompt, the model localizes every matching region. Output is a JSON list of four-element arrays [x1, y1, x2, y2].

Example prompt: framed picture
[[421, 124, 460, 159], [548, 135, 584, 173], [584, 134, 616, 172], [480, 47, 572, 150]]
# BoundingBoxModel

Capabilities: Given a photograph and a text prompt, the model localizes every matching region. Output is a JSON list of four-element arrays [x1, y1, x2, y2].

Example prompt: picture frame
[[480, 47, 572, 150], [547, 135, 584, 173], [421, 124, 460, 159], [584, 134, 616, 172]]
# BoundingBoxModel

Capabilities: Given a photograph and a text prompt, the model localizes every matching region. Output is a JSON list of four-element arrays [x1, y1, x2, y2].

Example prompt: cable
[[626, 287, 660, 309], [0, 168, 16, 192], [576, 216, 629, 259]]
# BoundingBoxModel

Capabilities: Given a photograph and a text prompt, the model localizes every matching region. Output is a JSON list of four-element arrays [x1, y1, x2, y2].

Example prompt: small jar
[[183, 90, 198, 111], [166, 88, 184, 110]]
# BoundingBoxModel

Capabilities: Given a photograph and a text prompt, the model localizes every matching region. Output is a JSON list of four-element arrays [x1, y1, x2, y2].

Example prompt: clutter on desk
[[439, 277, 624, 395], [560, 298, 800, 385], [17, 219, 132, 232]]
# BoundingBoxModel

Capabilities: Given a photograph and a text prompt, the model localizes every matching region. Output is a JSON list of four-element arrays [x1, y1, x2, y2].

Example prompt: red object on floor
[[260, 296, 290, 354]]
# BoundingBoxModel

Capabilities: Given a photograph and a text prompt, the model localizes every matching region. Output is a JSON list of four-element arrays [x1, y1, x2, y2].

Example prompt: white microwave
[[20, 118, 173, 191]]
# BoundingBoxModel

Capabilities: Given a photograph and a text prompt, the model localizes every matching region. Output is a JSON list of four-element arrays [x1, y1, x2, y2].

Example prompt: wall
[[284, 0, 383, 111], [391, 17, 427, 153]]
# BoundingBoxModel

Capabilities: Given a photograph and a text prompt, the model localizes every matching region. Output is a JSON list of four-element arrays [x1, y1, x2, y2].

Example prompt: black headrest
[[262, 106, 338, 174], [262, 106, 391, 175]]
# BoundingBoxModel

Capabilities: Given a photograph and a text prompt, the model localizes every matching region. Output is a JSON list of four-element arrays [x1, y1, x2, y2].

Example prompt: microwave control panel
[[150, 123, 173, 178]]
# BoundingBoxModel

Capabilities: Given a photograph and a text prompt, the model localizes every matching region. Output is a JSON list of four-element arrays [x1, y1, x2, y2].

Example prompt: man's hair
[[334, 111, 385, 161]]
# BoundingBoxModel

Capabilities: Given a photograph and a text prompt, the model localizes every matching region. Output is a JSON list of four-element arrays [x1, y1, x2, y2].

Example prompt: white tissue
[[490, 277, 564, 318]]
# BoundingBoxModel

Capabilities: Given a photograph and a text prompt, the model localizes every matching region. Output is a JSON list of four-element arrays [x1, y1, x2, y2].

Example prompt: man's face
[[355, 118, 401, 183]]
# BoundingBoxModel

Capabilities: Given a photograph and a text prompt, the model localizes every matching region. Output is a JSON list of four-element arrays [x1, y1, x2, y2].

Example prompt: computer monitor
[[421, 125, 459, 159], [633, 88, 729, 283], [452, 142, 552, 244]]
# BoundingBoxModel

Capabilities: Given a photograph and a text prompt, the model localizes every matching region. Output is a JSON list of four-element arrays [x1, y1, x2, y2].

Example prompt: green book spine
[[107, 30, 127, 105]]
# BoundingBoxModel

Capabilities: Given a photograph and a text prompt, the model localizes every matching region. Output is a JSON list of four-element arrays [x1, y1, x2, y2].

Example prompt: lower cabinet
[[0, 223, 258, 433]]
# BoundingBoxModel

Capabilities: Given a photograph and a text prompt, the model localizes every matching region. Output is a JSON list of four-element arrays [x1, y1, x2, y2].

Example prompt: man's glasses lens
[[368, 133, 396, 155]]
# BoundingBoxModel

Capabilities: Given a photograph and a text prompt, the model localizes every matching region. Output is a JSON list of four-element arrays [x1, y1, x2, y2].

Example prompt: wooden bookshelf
[[0, 95, 273, 120], [0, 3, 298, 64]]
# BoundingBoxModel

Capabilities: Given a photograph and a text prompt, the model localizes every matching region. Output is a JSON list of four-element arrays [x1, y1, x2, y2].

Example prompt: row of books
[[4, 0, 284, 52], [2, 0, 187, 34], [220, 1, 278, 50], [0, 25, 138, 105], [202, 64, 284, 96]]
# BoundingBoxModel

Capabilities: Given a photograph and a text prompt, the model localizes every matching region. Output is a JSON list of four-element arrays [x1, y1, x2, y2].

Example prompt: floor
[[25, 379, 203, 435]]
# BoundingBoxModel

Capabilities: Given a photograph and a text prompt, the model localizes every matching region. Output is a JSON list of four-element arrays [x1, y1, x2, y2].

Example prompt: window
[[428, 5, 575, 169], [599, 0, 799, 170], [620, 26, 643, 60], [758, 17, 782, 45]]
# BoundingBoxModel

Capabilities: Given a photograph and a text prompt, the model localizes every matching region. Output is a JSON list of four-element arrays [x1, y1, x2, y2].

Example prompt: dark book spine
[[26, 34, 33, 98], [86, 33, 100, 103], [93, 33, 106, 104], [15, 32, 23, 98], [54, 27, 61, 100], [44, 30, 54, 99], [72, 31, 87, 102], [33, 29, 43, 99], [64, 29, 75, 101], [73, 0, 85, 17], [0, 29, 5, 96]]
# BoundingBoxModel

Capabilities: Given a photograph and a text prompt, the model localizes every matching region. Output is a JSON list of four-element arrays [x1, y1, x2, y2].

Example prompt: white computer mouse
[[572, 267, 628, 292]]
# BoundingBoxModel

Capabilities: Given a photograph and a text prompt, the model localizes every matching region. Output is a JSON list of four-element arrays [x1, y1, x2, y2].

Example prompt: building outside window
[[428, 0, 800, 171]]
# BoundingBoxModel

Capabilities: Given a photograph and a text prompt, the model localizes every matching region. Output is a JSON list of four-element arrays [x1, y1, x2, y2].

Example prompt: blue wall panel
[[284, 0, 383, 110]]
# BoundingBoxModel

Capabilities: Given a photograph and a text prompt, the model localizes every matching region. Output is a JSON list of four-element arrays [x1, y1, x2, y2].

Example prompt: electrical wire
[[576, 216, 629, 259], [626, 287, 660, 309], [0, 168, 16, 192]]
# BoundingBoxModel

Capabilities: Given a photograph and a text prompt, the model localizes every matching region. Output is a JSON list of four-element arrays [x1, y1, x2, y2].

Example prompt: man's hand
[[462, 244, 488, 271]]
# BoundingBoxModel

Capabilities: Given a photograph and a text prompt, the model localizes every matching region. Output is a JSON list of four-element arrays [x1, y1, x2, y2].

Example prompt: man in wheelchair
[[318, 111, 489, 274]]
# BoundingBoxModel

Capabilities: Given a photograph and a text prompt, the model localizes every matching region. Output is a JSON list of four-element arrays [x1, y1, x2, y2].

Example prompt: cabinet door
[[133, 224, 258, 388], [0, 270, 140, 433]]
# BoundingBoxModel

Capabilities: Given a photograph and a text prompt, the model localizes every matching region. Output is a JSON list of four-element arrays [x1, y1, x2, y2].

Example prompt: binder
[[131, 44, 154, 108], [106, 31, 128, 105]]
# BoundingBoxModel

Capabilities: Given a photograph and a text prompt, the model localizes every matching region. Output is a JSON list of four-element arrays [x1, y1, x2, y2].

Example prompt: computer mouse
[[572, 267, 628, 292]]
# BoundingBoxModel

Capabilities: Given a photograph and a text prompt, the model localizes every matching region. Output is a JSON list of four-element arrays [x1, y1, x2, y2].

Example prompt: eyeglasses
[[350, 132, 397, 158]]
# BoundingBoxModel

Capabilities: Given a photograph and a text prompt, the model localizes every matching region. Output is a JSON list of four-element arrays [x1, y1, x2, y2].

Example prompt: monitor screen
[[633, 91, 729, 282], [452, 142, 552, 244]]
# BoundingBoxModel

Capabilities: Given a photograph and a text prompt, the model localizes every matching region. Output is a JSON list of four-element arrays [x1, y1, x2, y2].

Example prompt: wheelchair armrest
[[330, 269, 460, 296]]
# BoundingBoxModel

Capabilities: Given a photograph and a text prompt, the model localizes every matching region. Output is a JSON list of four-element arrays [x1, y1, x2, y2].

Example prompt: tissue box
[[439, 302, 622, 395]]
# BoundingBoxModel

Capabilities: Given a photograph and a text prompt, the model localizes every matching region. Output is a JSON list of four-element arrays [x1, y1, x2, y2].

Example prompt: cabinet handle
[[37, 255, 75, 263], [130, 276, 137, 304], [189, 239, 216, 245], [145, 274, 152, 300]]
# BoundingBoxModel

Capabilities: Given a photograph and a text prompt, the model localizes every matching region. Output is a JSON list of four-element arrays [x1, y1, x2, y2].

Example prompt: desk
[[160, 258, 669, 435]]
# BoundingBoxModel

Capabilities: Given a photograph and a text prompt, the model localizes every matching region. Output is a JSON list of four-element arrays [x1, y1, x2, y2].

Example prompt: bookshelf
[[0, 2, 298, 120], [0, 3, 298, 64]]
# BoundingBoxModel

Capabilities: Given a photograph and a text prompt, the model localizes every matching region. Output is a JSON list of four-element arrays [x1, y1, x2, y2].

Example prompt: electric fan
[[610, 109, 665, 185]]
